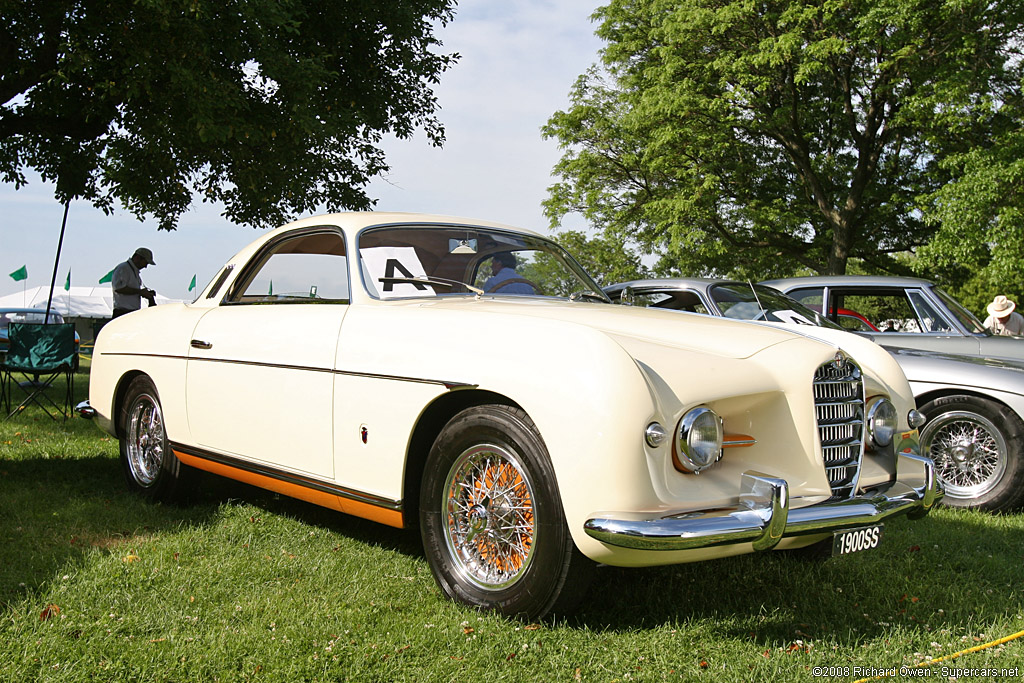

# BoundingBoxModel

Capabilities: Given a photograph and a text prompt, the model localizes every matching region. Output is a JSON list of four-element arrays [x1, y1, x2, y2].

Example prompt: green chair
[[0, 322, 76, 421]]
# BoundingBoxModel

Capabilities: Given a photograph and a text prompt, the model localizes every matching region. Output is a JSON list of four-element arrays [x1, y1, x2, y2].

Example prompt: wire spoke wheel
[[119, 375, 187, 502], [923, 410, 1007, 500], [442, 444, 537, 590], [126, 392, 166, 487], [420, 404, 593, 618]]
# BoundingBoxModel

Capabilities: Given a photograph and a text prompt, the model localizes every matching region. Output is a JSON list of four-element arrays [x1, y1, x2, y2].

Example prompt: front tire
[[420, 405, 593, 619], [119, 375, 188, 502], [919, 395, 1024, 512]]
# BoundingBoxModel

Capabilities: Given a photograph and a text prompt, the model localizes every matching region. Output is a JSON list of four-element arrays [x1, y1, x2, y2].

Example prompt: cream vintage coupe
[[81, 213, 941, 618]]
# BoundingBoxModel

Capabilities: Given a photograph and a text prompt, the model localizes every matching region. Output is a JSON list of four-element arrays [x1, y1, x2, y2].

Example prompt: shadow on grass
[[0, 454, 221, 607], [570, 510, 1024, 642], [188, 469, 425, 558]]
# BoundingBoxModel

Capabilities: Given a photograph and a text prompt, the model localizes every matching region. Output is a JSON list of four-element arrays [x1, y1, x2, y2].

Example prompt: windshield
[[933, 287, 988, 334], [709, 284, 843, 329], [0, 310, 65, 331], [358, 225, 609, 302]]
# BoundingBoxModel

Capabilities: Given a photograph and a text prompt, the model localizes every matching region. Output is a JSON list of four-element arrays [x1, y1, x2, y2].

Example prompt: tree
[[543, 0, 1024, 279], [0, 0, 457, 229], [917, 114, 1024, 313]]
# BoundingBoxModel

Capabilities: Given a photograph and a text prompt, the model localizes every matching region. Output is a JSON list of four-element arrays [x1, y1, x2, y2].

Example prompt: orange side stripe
[[174, 450, 405, 529]]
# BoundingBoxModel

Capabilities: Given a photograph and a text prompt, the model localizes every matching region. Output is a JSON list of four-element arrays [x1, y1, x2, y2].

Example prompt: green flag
[[189, 274, 197, 292], [268, 280, 273, 296], [9, 265, 27, 282], [98, 269, 114, 284], [64, 270, 71, 291]]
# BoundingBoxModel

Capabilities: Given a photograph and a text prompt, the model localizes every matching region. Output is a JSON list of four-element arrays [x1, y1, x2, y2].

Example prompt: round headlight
[[867, 398, 898, 448], [675, 407, 724, 473]]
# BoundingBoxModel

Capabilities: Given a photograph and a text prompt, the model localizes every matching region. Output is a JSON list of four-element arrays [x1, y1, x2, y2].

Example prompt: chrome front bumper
[[584, 453, 942, 551]]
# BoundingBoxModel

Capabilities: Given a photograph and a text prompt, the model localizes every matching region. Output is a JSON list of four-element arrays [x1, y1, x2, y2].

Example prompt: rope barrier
[[852, 627, 1024, 682]]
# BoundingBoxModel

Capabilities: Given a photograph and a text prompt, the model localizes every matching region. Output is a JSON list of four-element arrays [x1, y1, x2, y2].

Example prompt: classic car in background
[[81, 214, 939, 618], [606, 279, 1024, 512], [0, 308, 81, 370], [762, 276, 1024, 358]]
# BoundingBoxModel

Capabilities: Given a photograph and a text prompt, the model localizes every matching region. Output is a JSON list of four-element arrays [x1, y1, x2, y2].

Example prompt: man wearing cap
[[111, 248, 157, 318], [483, 252, 537, 295], [983, 295, 1024, 336]]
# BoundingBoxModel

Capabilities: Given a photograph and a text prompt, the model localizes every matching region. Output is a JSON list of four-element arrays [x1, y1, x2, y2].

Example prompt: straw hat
[[987, 295, 1016, 317]]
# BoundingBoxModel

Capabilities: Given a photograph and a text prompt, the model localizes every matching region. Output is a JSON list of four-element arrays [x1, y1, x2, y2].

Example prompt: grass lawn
[[1, 364, 1022, 681]]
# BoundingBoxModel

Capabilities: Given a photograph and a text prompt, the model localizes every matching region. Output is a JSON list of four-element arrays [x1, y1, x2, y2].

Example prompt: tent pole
[[45, 199, 71, 324]]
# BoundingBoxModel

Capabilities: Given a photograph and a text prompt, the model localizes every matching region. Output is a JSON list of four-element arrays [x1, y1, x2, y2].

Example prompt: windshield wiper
[[377, 276, 484, 296]]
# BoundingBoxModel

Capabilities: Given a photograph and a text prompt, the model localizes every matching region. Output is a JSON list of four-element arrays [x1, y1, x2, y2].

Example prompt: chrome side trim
[[583, 454, 941, 551], [99, 352, 475, 389]]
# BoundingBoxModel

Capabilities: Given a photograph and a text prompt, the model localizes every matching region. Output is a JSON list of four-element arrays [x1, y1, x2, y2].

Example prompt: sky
[[0, 2, 604, 301]]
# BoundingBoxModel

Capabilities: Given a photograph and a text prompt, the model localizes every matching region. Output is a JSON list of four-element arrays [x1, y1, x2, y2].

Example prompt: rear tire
[[919, 395, 1024, 512], [119, 375, 188, 503], [420, 404, 593, 619]]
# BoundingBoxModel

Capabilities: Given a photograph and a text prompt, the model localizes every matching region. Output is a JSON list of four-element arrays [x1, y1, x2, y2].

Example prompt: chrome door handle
[[190, 339, 213, 350]]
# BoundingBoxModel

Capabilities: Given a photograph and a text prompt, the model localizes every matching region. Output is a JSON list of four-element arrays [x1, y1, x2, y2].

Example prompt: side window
[[785, 288, 824, 310], [231, 232, 349, 303], [908, 290, 953, 333], [835, 292, 920, 333]]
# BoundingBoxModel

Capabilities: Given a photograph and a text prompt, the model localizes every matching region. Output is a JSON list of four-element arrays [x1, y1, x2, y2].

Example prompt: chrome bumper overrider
[[76, 400, 97, 419], [584, 453, 942, 551]]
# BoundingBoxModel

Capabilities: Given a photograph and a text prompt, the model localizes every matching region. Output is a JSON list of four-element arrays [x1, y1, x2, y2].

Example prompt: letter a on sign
[[382, 259, 428, 292], [359, 246, 434, 299]]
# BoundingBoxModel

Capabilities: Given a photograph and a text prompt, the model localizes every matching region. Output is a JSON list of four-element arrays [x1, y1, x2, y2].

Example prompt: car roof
[[604, 278, 728, 292], [761, 275, 935, 288]]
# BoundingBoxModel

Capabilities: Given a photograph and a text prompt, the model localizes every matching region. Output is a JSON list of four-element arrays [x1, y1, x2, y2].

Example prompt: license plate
[[832, 525, 884, 556]]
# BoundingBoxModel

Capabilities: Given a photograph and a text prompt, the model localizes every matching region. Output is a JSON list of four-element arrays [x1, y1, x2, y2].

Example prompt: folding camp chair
[[0, 322, 76, 421]]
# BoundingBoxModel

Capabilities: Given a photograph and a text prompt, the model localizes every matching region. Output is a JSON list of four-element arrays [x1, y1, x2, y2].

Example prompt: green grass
[[1, 366, 1022, 681]]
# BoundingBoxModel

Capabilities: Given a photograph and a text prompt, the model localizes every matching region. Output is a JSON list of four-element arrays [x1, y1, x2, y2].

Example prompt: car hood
[[412, 297, 805, 360], [889, 346, 1024, 394]]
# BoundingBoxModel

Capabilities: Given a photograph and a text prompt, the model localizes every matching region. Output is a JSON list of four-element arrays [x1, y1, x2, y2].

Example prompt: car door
[[186, 229, 350, 479], [831, 287, 980, 355]]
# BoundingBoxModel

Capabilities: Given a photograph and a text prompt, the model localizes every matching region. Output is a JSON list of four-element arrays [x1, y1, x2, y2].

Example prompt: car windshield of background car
[[357, 226, 606, 301], [933, 287, 989, 334], [709, 284, 842, 328]]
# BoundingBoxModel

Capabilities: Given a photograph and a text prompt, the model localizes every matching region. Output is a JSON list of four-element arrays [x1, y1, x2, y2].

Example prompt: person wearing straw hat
[[111, 247, 157, 318], [983, 295, 1024, 336]]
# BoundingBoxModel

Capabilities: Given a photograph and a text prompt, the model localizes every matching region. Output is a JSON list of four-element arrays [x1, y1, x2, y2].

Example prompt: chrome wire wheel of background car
[[420, 404, 594, 618], [119, 375, 188, 502], [919, 395, 1024, 513], [442, 443, 537, 590], [924, 411, 1005, 498]]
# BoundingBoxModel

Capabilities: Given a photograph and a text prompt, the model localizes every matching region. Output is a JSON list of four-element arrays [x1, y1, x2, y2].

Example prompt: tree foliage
[[543, 0, 1024, 280], [0, 0, 457, 229]]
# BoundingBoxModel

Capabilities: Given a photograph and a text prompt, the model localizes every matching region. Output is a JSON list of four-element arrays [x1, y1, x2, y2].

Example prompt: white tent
[[0, 285, 178, 319]]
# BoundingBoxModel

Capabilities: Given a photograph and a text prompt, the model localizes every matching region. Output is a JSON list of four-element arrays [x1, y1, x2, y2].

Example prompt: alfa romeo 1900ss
[[81, 213, 940, 618]]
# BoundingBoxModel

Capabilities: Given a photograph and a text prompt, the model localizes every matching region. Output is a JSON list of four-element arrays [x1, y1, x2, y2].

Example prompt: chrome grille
[[813, 357, 865, 499]]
